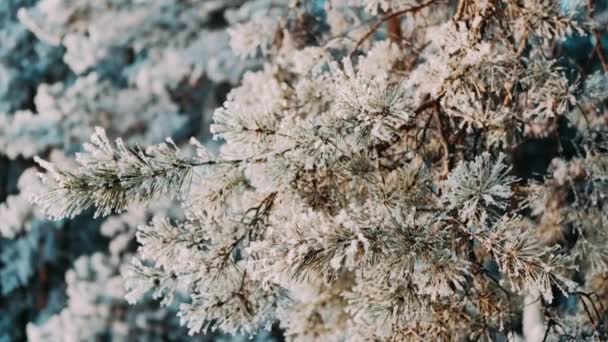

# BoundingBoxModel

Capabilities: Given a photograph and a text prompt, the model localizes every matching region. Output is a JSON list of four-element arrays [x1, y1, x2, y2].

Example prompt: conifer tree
[[32, 0, 608, 340]]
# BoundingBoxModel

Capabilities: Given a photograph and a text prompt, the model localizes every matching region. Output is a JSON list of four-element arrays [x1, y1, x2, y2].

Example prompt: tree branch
[[350, 0, 442, 56], [588, 0, 608, 72], [433, 101, 452, 179]]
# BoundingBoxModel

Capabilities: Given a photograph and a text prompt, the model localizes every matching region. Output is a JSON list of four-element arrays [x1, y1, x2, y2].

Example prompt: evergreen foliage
[[3, 0, 608, 340]]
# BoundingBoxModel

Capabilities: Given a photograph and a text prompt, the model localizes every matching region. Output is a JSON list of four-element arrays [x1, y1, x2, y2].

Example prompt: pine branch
[[33, 128, 200, 219], [350, 0, 443, 56]]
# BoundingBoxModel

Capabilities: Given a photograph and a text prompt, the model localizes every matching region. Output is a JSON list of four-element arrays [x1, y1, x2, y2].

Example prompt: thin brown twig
[[580, 295, 598, 330], [415, 113, 434, 151], [454, 0, 467, 21], [433, 101, 451, 179], [376, 96, 444, 155], [542, 320, 553, 342], [449, 124, 467, 145], [387, 16, 403, 45], [577, 291, 603, 329], [592, 30, 608, 73], [350, 0, 441, 56], [588, 0, 608, 72]]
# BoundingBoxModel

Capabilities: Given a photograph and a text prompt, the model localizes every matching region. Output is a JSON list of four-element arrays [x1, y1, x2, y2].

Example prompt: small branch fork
[[540, 291, 607, 341], [350, 0, 442, 56], [577, 291, 607, 337]]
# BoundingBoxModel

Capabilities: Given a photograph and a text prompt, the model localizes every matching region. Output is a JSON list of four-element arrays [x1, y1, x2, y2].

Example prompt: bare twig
[[588, 0, 608, 72], [433, 101, 451, 179], [541, 320, 553, 342], [350, 0, 442, 56], [387, 15, 403, 44], [592, 30, 608, 73], [454, 0, 467, 21], [577, 291, 603, 331], [580, 295, 598, 330]]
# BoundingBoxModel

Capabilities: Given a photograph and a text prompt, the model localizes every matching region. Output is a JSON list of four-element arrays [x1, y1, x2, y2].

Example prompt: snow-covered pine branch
[[28, 0, 608, 340], [32, 127, 207, 219]]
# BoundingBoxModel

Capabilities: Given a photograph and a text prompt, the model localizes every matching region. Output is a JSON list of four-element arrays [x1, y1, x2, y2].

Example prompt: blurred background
[[0, 0, 283, 340]]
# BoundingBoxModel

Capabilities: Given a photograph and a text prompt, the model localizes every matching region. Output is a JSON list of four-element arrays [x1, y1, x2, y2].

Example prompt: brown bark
[[387, 16, 402, 44]]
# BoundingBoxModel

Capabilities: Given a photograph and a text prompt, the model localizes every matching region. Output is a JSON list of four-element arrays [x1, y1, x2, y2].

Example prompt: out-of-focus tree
[[0, 0, 277, 340]]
